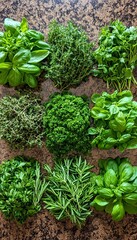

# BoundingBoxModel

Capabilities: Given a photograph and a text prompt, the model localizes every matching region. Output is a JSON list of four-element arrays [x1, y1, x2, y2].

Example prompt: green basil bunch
[[89, 90, 137, 151], [92, 20, 137, 91], [91, 157, 137, 221], [43, 93, 91, 156], [43, 157, 95, 227], [0, 18, 50, 87], [0, 156, 47, 223]]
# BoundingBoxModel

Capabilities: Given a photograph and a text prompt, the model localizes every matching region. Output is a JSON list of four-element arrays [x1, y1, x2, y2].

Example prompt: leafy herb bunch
[[0, 156, 47, 223], [0, 94, 44, 148], [43, 20, 93, 89], [43, 93, 91, 156], [43, 157, 95, 227], [0, 18, 50, 87], [92, 20, 137, 91], [91, 157, 137, 221], [89, 90, 137, 151]]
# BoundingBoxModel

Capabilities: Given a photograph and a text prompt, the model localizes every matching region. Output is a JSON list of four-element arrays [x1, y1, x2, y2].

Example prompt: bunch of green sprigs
[[92, 20, 137, 91], [88, 90, 137, 151], [43, 20, 93, 89], [0, 95, 44, 148], [91, 157, 137, 221], [0, 17, 50, 87], [43, 157, 95, 227], [0, 156, 47, 223], [43, 93, 91, 156]]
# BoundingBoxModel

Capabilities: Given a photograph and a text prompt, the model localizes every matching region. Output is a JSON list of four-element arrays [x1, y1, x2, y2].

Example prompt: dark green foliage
[[92, 20, 137, 91], [91, 157, 137, 221], [0, 18, 50, 87], [88, 90, 137, 151], [0, 156, 47, 223], [0, 95, 44, 148], [43, 157, 95, 227], [43, 20, 93, 89], [43, 93, 91, 156]]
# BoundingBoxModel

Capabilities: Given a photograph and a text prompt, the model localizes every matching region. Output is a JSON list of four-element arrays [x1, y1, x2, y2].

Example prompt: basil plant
[[91, 157, 137, 221], [0, 18, 50, 88]]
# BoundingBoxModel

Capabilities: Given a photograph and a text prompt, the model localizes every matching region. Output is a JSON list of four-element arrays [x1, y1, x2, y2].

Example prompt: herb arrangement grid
[[0, 16, 137, 234]]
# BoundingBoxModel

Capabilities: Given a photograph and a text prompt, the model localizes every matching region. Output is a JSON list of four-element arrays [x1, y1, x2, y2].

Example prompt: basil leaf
[[0, 71, 9, 84], [20, 18, 28, 32], [104, 169, 118, 187], [13, 49, 31, 65], [124, 202, 137, 214], [26, 30, 44, 40], [88, 128, 98, 135], [105, 202, 114, 214], [18, 64, 41, 74], [29, 50, 50, 63], [36, 41, 50, 50], [0, 51, 7, 63], [119, 182, 136, 193], [109, 105, 119, 115], [127, 139, 137, 149], [112, 201, 125, 221], [24, 74, 38, 88], [0, 62, 12, 70], [8, 68, 22, 86], [124, 193, 137, 205], [119, 162, 133, 182], [91, 196, 109, 207], [98, 188, 114, 198], [4, 18, 20, 32]]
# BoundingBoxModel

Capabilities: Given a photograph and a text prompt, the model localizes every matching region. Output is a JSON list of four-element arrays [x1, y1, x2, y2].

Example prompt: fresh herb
[[0, 156, 47, 223], [0, 17, 50, 87], [0, 95, 44, 148], [91, 157, 137, 221], [43, 20, 93, 89], [88, 90, 137, 151], [43, 93, 91, 156], [92, 20, 137, 91], [43, 157, 95, 227]]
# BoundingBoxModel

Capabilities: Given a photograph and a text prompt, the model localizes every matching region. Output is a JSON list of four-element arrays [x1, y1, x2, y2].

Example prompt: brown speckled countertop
[[0, 0, 137, 239]]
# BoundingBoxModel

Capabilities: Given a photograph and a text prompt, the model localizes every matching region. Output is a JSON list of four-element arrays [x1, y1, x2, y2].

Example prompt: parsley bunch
[[0, 95, 44, 148], [92, 20, 137, 91], [43, 157, 95, 227], [89, 90, 137, 151], [0, 156, 47, 223], [43, 93, 91, 156], [43, 20, 93, 89]]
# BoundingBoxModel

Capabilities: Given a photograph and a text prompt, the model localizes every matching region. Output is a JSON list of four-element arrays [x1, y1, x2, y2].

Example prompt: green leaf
[[4, 18, 20, 32], [91, 196, 109, 207], [104, 169, 118, 187], [8, 68, 22, 87], [124, 193, 137, 205], [29, 50, 50, 63], [18, 64, 41, 74], [119, 182, 136, 193], [24, 74, 38, 88], [127, 139, 137, 149], [109, 105, 119, 115], [0, 51, 7, 63], [88, 128, 98, 135], [118, 96, 133, 106], [124, 202, 137, 214], [0, 62, 12, 70], [13, 49, 31, 65], [36, 41, 50, 50], [119, 162, 133, 183], [20, 18, 28, 32], [91, 93, 100, 103], [106, 160, 119, 175], [98, 188, 114, 198], [26, 30, 44, 40], [112, 201, 125, 221], [105, 202, 114, 214], [0, 71, 9, 85]]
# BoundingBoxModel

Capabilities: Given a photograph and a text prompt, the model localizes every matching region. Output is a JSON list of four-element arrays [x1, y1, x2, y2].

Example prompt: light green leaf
[[29, 50, 50, 63]]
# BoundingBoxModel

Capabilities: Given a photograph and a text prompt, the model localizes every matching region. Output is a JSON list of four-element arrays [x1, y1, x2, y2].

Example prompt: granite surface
[[0, 0, 137, 239]]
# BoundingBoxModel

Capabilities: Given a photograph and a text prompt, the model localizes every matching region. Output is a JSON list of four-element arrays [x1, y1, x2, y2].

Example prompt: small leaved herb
[[43, 20, 93, 89], [0, 156, 47, 223], [92, 20, 137, 91]]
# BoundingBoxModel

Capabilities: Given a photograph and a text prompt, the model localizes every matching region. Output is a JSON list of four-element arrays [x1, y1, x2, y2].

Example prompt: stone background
[[0, 0, 137, 239]]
